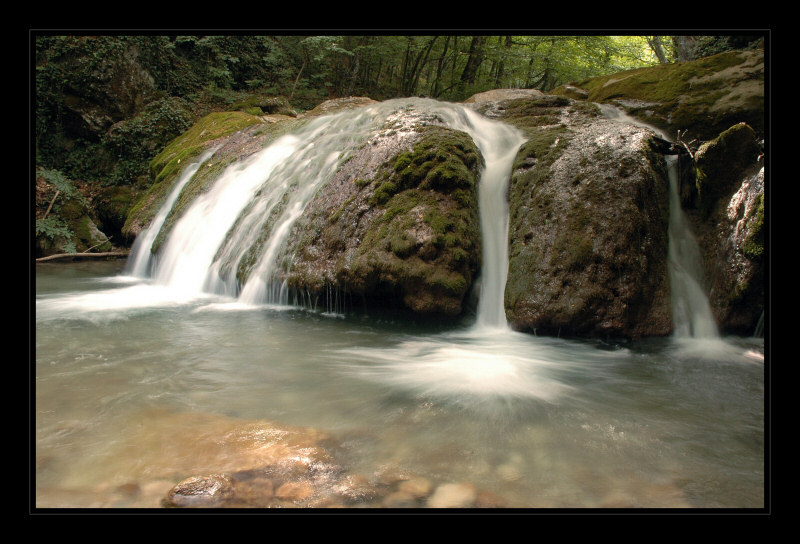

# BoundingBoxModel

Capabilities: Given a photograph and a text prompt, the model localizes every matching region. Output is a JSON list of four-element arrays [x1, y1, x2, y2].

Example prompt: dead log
[[36, 251, 129, 263]]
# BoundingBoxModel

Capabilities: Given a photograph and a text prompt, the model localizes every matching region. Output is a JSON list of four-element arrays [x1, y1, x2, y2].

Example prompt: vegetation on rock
[[575, 48, 764, 142]]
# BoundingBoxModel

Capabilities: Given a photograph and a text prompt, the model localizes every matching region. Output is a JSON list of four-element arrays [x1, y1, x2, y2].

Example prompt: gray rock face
[[63, 43, 157, 139], [495, 96, 672, 337]]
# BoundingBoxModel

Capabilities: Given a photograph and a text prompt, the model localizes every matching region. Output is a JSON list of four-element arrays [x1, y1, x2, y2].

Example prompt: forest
[[33, 33, 764, 253]]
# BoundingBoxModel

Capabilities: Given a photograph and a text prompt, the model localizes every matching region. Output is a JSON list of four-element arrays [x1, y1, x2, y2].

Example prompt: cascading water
[[124, 148, 216, 278], [129, 98, 525, 320], [665, 154, 719, 338], [460, 113, 526, 328], [599, 104, 719, 339]]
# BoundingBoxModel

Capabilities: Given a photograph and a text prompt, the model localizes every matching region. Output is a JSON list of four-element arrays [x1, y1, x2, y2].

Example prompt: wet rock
[[227, 475, 275, 507], [695, 122, 761, 218], [274, 481, 315, 503], [475, 489, 508, 508], [499, 97, 673, 338], [397, 477, 433, 499], [374, 464, 412, 486], [281, 106, 484, 317], [163, 474, 236, 508], [427, 482, 477, 508], [303, 96, 377, 117], [332, 474, 385, 505], [382, 490, 418, 508], [688, 123, 764, 334]]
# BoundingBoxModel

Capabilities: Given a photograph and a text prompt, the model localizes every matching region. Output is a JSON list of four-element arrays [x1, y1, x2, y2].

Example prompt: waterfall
[[453, 111, 526, 328], [599, 104, 719, 339], [124, 148, 216, 278], [127, 99, 525, 319], [665, 155, 719, 338]]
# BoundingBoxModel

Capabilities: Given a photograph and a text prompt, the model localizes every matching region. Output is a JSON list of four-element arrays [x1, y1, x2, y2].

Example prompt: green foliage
[[35, 217, 77, 253], [102, 97, 195, 185], [37, 167, 87, 204]]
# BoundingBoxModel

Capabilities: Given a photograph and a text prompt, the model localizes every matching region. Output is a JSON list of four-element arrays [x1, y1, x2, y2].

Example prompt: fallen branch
[[36, 251, 129, 263], [82, 236, 113, 253], [676, 129, 695, 159], [43, 190, 60, 219]]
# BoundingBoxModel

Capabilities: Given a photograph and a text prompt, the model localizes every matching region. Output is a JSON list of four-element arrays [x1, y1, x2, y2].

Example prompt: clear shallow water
[[34, 261, 765, 509]]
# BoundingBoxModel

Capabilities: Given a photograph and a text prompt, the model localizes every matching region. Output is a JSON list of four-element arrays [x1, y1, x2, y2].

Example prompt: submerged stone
[[163, 474, 236, 508]]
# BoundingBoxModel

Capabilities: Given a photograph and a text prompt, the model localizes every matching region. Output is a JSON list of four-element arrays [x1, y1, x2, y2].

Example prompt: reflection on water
[[34, 262, 765, 509]]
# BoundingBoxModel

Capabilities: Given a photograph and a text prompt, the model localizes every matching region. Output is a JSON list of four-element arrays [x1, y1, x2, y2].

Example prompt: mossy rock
[[281, 120, 483, 317], [230, 95, 296, 117], [695, 122, 761, 217], [149, 111, 265, 185], [577, 49, 764, 142]]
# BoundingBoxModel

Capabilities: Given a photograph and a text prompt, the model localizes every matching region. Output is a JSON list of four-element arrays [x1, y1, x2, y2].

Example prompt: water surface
[[34, 261, 765, 509]]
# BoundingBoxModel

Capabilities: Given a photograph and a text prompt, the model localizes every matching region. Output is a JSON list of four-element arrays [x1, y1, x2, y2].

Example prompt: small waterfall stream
[[125, 148, 216, 278], [599, 104, 719, 339]]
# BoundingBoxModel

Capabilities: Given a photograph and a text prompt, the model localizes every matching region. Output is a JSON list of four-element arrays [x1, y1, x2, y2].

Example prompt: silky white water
[[125, 149, 216, 278], [34, 100, 764, 509]]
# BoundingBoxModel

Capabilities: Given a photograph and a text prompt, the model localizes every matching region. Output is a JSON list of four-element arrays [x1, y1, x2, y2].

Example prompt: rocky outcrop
[[572, 48, 764, 143], [474, 95, 672, 338], [691, 124, 764, 334], [121, 46, 764, 336], [59, 41, 158, 141], [279, 106, 484, 316]]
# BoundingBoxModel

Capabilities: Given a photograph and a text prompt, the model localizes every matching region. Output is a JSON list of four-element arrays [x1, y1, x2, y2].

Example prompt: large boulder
[[279, 107, 484, 316], [690, 124, 764, 334], [477, 95, 672, 338], [694, 122, 761, 217]]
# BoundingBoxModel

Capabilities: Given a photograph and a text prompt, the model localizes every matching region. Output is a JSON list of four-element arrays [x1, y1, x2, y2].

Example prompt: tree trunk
[[647, 36, 669, 64], [431, 35, 450, 97], [672, 36, 697, 62], [460, 36, 487, 86], [494, 35, 513, 88]]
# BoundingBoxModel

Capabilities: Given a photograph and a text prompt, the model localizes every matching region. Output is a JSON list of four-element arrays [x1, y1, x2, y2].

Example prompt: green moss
[[150, 111, 264, 186], [576, 50, 763, 140], [695, 123, 760, 217], [579, 51, 749, 105], [370, 126, 481, 207], [550, 203, 594, 271]]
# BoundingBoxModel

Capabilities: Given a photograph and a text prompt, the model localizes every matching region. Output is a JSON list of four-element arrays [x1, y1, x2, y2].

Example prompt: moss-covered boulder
[[694, 122, 761, 217], [576, 48, 764, 143], [230, 95, 297, 117], [491, 95, 672, 338], [278, 114, 484, 316], [689, 124, 764, 334]]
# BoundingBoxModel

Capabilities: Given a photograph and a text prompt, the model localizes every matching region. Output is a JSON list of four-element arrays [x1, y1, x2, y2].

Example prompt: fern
[[37, 167, 88, 205], [35, 216, 77, 253]]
